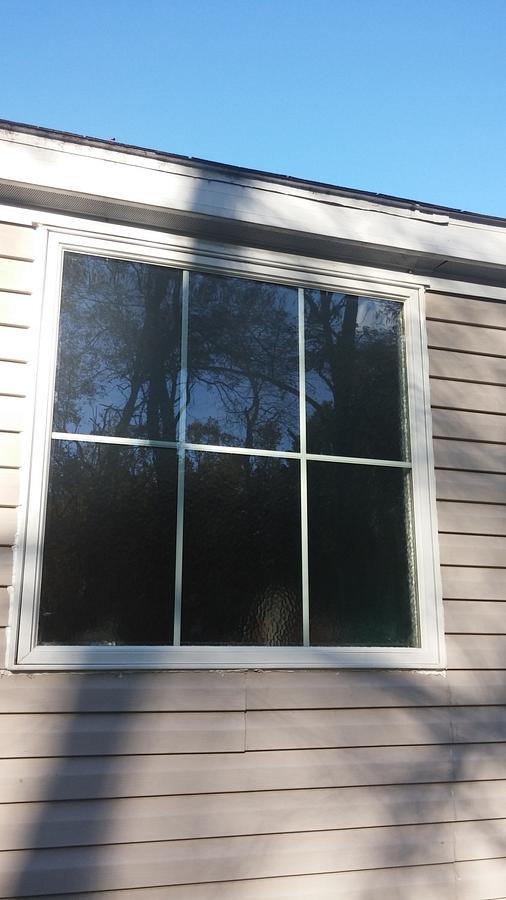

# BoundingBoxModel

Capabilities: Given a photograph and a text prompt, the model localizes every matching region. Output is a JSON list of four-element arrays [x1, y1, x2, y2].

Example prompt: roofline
[[1, 117, 504, 228]]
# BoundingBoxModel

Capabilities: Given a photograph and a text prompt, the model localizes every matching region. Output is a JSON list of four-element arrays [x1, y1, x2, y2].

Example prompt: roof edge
[[1, 118, 504, 228]]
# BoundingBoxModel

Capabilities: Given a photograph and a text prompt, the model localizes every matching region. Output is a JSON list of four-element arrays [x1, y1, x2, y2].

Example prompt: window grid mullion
[[49, 434, 412, 469], [173, 269, 190, 646], [298, 287, 310, 647]]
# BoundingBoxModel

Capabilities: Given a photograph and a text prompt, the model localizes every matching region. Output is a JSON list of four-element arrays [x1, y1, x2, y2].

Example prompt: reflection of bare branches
[[54, 255, 182, 441], [305, 290, 405, 460]]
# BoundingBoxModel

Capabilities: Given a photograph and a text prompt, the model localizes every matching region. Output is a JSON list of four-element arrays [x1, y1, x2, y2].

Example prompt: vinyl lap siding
[[0, 221, 33, 666], [0, 244, 505, 898]]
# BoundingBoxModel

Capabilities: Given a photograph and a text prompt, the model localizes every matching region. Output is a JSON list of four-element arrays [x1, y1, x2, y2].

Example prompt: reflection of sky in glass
[[305, 292, 406, 460], [186, 272, 299, 451], [53, 253, 182, 441]]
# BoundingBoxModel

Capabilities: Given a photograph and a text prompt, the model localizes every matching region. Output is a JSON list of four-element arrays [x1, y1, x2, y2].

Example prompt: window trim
[[10, 226, 445, 670]]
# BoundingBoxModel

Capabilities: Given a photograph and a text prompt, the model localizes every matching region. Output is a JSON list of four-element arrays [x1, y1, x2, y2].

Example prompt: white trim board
[[1, 129, 506, 272]]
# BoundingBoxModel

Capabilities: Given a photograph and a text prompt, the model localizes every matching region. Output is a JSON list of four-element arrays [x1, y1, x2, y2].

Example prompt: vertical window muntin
[[37, 247, 419, 653]]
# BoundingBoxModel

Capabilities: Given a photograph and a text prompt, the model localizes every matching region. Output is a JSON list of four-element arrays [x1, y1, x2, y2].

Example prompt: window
[[13, 230, 443, 669]]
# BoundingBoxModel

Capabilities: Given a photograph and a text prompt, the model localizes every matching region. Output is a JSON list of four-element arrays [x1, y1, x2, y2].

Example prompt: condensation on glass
[[39, 253, 418, 648]]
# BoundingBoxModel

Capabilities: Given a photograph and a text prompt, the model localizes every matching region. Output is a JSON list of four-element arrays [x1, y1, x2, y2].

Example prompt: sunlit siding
[[427, 292, 506, 679], [0, 220, 505, 897], [0, 221, 34, 666]]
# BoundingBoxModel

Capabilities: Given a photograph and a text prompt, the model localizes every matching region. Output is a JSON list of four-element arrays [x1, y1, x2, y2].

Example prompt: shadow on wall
[[4, 664, 506, 898], [4, 158, 506, 898]]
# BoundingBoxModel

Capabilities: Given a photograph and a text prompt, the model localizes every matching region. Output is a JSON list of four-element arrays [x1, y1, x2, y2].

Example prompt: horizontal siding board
[[430, 379, 506, 414], [448, 670, 506, 705], [0, 505, 18, 549], [434, 440, 506, 474], [0, 432, 21, 468], [247, 707, 506, 751], [0, 327, 30, 363], [245, 708, 452, 751], [0, 672, 246, 713], [52, 871, 463, 900], [427, 319, 506, 356], [432, 409, 506, 442], [451, 706, 506, 742], [0, 257, 32, 294], [436, 471, 506, 503], [453, 779, 506, 821], [426, 292, 506, 329], [444, 600, 506, 634], [0, 468, 20, 506], [445, 742, 506, 782], [0, 224, 34, 261], [454, 818, 506, 863], [456, 858, 506, 900], [442, 567, 506, 600], [0, 396, 25, 432], [15, 864, 459, 900], [429, 348, 506, 386], [437, 501, 506, 535], [0, 670, 451, 715], [245, 670, 450, 709], [0, 360, 27, 397], [0, 783, 456, 852], [0, 823, 455, 897], [0, 292, 31, 328], [439, 533, 506, 566], [0, 711, 245, 758], [447, 634, 506, 669], [0, 745, 456, 804]]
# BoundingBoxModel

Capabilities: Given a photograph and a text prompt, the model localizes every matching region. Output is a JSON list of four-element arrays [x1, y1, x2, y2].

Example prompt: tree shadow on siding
[[7, 163, 506, 899]]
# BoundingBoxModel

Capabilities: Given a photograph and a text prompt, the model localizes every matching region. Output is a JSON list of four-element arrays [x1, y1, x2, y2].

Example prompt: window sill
[[13, 643, 446, 670]]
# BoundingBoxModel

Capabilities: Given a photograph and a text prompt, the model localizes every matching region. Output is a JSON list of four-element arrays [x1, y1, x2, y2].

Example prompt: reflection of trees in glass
[[187, 274, 299, 451], [305, 291, 406, 460], [43, 257, 416, 650], [53, 254, 182, 441], [39, 442, 177, 645], [181, 451, 302, 645]]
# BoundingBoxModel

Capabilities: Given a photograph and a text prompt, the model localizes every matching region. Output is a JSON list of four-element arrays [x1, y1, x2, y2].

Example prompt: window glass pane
[[187, 273, 299, 451], [181, 452, 302, 644], [53, 254, 182, 441], [307, 461, 417, 647], [305, 292, 408, 460], [38, 441, 177, 645]]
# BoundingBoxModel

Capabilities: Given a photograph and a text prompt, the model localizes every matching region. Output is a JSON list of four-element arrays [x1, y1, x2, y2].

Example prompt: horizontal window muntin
[[33, 250, 420, 653], [51, 433, 412, 467]]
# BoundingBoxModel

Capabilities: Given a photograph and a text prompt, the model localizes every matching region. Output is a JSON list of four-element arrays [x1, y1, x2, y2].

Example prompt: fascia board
[[0, 126, 451, 217], [1, 131, 506, 271]]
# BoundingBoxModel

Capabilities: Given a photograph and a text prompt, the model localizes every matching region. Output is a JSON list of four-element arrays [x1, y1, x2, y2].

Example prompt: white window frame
[[10, 224, 445, 670]]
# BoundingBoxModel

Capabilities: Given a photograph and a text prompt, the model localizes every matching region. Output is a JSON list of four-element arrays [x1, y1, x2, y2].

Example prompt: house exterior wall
[[0, 201, 505, 898]]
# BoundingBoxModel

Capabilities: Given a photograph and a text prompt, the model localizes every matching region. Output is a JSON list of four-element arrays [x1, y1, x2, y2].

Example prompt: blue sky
[[1, 0, 506, 216]]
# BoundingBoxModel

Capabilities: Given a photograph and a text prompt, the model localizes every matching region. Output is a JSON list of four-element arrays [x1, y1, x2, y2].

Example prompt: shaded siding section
[[0, 221, 34, 666], [0, 239, 505, 897]]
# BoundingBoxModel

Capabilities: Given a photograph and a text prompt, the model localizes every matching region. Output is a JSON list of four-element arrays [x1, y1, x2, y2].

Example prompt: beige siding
[[432, 408, 506, 441], [429, 347, 505, 384], [445, 599, 506, 633], [0, 866, 460, 900], [437, 500, 506, 535], [0, 222, 34, 678], [0, 234, 505, 897], [434, 439, 505, 473]]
